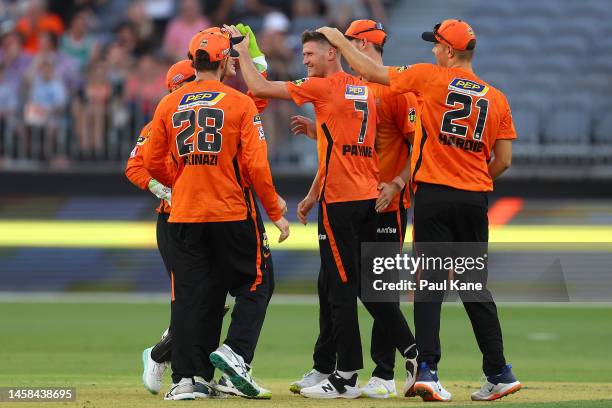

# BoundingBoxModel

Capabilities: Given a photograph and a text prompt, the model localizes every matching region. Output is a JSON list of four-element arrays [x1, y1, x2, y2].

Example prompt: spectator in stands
[[162, 0, 211, 61], [23, 57, 66, 160], [60, 8, 99, 71], [0, 31, 31, 93], [26, 31, 80, 93], [291, 0, 327, 36], [15, 0, 64, 54], [74, 60, 111, 160], [0, 61, 20, 158], [125, 52, 165, 123], [326, 0, 386, 31], [114, 22, 144, 57], [125, 0, 157, 52]]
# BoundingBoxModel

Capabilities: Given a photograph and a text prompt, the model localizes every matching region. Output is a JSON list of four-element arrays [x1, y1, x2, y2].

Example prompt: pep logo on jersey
[[345, 85, 368, 100], [448, 78, 489, 97], [178, 92, 226, 109]]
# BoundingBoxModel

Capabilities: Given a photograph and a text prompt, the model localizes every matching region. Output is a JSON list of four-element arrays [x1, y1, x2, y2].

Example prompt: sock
[[336, 370, 357, 380]]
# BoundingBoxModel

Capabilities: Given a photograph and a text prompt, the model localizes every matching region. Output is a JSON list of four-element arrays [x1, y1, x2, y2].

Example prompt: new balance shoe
[[300, 372, 361, 399], [360, 377, 397, 398], [413, 362, 452, 402], [402, 344, 418, 397], [471, 364, 521, 401], [209, 344, 268, 398], [289, 369, 330, 394], [142, 347, 168, 395], [164, 377, 195, 400]]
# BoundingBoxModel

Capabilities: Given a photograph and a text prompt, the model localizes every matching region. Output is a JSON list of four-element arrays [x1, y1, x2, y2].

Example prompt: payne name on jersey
[[183, 153, 218, 166], [178, 92, 226, 109]]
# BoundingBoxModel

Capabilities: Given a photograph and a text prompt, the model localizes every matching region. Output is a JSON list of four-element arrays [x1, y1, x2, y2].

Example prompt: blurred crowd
[[0, 0, 393, 169]]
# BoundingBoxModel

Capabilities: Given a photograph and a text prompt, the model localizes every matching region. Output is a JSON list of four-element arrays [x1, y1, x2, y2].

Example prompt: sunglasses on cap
[[432, 22, 453, 47], [352, 22, 385, 36]]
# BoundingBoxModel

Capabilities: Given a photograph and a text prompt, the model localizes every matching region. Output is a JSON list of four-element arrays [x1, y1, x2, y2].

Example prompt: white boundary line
[[0, 292, 611, 307]]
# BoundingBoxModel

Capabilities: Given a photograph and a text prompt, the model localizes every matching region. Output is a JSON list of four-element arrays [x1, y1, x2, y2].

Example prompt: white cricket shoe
[[289, 369, 330, 394], [209, 344, 269, 398], [216, 374, 271, 399], [300, 372, 361, 399], [193, 376, 227, 399], [164, 377, 195, 400], [403, 344, 419, 397], [141, 347, 168, 395], [360, 377, 397, 398], [471, 364, 521, 401], [412, 362, 452, 402]]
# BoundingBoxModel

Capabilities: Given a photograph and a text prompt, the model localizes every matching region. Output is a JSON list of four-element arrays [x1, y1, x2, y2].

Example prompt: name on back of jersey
[[345, 85, 368, 100], [448, 78, 489, 97], [178, 92, 226, 109]]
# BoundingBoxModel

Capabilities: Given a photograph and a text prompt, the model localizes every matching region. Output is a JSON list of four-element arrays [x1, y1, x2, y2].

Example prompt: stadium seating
[[467, 0, 612, 162]]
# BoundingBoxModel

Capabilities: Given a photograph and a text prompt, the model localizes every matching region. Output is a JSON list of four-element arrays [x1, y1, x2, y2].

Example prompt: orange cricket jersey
[[125, 122, 175, 214], [145, 79, 281, 223], [388, 64, 517, 192], [286, 71, 379, 203], [367, 81, 419, 211]]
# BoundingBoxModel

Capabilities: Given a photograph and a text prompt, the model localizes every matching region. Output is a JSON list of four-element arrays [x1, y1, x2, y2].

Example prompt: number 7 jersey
[[146, 79, 282, 223], [388, 64, 517, 192], [286, 71, 379, 203]]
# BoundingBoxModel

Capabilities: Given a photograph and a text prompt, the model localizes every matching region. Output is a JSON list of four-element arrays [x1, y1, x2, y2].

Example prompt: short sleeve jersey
[[368, 81, 419, 211], [286, 72, 379, 203], [388, 64, 516, 192], [146, 80, 281, 223]]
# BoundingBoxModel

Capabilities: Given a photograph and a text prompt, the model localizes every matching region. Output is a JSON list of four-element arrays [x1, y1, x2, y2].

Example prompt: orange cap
[[166, 59, 195, 91], [188, 28, 241, 62], [344, 19, 387, 46], [421, 19, 476, 51]]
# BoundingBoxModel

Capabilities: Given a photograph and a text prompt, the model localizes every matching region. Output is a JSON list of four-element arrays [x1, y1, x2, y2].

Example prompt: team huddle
[[125, 18, 521, 402]]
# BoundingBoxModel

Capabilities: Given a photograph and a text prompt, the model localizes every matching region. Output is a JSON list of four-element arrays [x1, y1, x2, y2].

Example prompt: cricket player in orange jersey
[[290, 20, 420, 399], [317, 19, 521, 402], [229, 25, 418, 398], [145, 29, 289, 400]]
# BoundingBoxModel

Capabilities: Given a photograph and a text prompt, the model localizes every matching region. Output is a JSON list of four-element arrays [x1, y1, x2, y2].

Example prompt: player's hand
[[148, 178, 172, 206], [316, 27, 345, 47], [277, 194, 288, 216], [291, 115, 316, 140], [224, 24, 250, 55], [273, 216, 290, 243], [375, 182, 400, 213], [297, 194, 317, 225]]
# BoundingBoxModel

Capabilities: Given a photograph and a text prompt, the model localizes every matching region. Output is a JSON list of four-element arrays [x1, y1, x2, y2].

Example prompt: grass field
[[1, 301, 611, 407]]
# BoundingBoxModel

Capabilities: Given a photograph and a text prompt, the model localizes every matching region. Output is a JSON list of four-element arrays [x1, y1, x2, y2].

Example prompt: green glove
[[236, 23, 267, 73]]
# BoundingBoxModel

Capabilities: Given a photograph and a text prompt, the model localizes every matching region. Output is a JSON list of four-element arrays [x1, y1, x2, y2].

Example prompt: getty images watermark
[[361, 242, 612, 303]]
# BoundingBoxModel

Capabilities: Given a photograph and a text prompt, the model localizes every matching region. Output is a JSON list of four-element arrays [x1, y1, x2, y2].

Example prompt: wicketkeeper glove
[[148, 178, 171, 206], [236, 23, 268, 73]]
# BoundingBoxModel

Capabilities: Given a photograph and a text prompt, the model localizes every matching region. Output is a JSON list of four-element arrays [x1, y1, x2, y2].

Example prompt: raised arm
[[316, 26, 391, 85], [226, 25, 292, 100]]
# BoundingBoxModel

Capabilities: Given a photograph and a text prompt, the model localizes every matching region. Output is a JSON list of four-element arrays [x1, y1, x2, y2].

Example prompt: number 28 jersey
[[286, 71, 379, 203], [146, 79, 281, 223], [388, 64, 517, 192]]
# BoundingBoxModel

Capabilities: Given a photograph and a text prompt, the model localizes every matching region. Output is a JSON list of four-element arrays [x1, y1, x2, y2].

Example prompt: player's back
[[390, 63, 515, 192], [153, 80, 254, 222], [286, 71, 379, 203]]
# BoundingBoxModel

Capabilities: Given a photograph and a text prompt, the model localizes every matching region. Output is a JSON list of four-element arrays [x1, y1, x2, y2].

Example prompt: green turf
[[0, 302, 611, 407]]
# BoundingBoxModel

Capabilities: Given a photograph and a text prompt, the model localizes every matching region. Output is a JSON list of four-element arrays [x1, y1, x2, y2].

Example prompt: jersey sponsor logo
[[178, 92, 226, 109], [396, 65, 409, 73], [136, 135, 147, 145], [342, 144, 373, 157], [377, 226, 397, 234], [345, 84, 368, 100], [318, 233, 327, 241], [448, 78, 489, 97], [253, 114, 262, 124], [291, 78, 308, 86], [409, 107, 417, 123], [438, 133, 484, 153], [257, 126, 265, 140], [130, 146, 138, 158], [182, 153, 219, 166]]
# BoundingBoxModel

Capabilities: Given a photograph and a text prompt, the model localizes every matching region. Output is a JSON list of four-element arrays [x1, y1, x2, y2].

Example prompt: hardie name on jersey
[[178, 92, 226, 109], [448, 78, 489, 97], [183, 153, 218, 166]]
